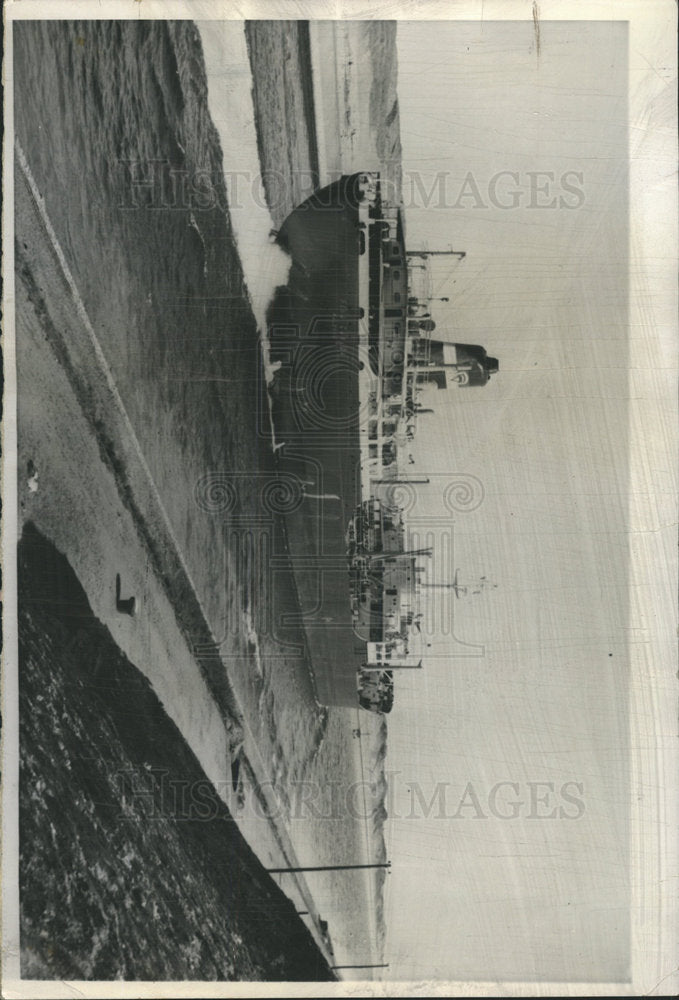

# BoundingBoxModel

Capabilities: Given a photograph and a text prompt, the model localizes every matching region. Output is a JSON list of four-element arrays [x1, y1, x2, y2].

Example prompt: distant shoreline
[[245, 20, 322, 226], [295, 21, 321, 188]]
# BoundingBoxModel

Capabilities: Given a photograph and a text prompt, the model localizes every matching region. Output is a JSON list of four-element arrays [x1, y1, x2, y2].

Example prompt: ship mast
[[421, 569, 497, 598], [364, 547, 432, 564], [372, 477, 430, 484]]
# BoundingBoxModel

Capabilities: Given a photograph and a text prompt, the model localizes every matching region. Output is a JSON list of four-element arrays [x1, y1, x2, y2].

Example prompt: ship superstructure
[[347, 497, 428, 712], [267, 172, 498, 713]]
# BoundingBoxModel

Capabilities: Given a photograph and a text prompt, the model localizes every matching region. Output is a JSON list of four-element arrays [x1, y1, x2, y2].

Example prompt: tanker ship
[[266, 173, 498, 713]]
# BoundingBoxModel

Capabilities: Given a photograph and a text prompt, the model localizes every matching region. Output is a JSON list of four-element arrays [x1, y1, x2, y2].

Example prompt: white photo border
[[2, 1, 677, 997]]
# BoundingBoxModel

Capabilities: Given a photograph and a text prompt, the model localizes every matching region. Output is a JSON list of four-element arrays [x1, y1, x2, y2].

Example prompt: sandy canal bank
[[15, 141, 337, 975], [18, 522, 335, 981], [11, 18, 368, 976]]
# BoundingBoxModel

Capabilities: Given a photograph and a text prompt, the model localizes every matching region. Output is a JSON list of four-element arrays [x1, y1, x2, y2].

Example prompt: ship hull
[[268, 177, 368, 707]]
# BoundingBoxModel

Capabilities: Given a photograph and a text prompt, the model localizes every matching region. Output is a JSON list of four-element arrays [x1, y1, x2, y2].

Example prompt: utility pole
[[267, 861, 391, 874], [332, 964, 390, 971]]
